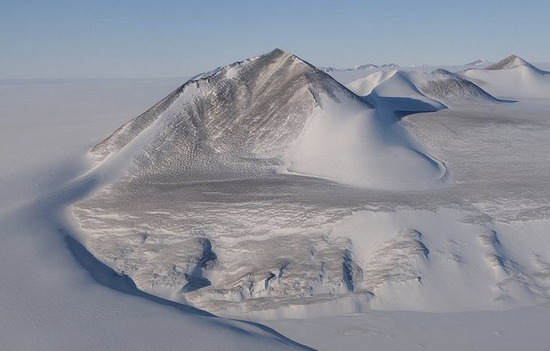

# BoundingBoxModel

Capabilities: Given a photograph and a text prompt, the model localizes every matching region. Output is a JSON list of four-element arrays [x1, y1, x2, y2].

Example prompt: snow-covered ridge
[[465, 58, 490, 66], [485, 55, 538, 71], [352, 63, 378, 70], [347, 68, 499, 113], [320, 63, 398, 74], [421, 69, 500, 103]]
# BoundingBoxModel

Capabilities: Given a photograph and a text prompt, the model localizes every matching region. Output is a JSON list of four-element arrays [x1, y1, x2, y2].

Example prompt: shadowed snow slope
[[461, 55, 550, 99], [91, 49, 443, 190]]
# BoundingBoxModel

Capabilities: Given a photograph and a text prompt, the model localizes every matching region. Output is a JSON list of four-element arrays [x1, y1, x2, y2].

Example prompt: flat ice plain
[[2, 52, 550, 350]]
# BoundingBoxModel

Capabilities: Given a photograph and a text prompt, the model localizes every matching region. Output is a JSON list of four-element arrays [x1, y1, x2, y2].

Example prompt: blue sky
[[1, 0, 549, 79]]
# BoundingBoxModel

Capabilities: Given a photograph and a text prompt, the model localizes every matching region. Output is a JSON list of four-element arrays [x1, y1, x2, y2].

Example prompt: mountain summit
[[485, 55, 538, 71]]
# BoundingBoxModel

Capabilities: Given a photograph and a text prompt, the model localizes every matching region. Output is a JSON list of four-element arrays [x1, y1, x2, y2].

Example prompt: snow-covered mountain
[[91, 49, 443, 189], [320, 63, 381, 73], [352, 63, 378, 70], [465, 59, 489, 66], [461, 55, 550, 99], [485, 55, 537, 70], [319, 63, 400, 84]]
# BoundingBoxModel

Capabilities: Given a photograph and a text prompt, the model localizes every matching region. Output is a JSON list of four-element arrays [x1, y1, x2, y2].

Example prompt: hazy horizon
[[2, 0, 550, 79]]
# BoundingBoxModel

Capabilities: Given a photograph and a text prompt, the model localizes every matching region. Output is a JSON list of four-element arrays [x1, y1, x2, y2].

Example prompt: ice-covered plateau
[[73, 50, 550, 317]]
